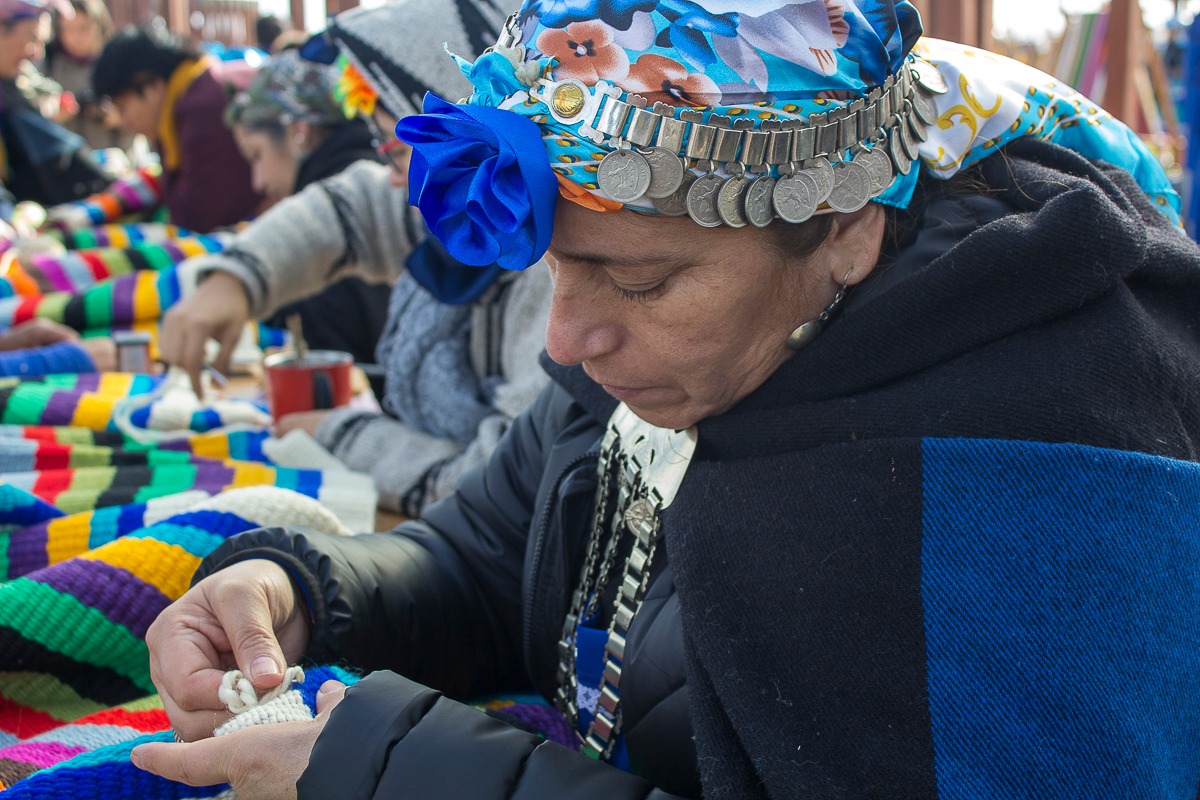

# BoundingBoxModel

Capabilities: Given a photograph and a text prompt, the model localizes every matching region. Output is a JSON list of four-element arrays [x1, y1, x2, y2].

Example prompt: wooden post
[[1104, 0, 1143, 129], [290, 0, 305, 32], [915, 0, 993, 48]]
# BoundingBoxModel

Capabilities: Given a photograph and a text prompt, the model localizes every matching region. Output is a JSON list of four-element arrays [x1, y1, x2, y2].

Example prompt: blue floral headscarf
[[396, 0, 1181, 271]]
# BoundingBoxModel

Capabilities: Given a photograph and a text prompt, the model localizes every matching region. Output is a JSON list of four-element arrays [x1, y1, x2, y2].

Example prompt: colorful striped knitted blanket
[[0, 238, 227, 301], [44, 167, 165, 233], [0, 486, 357, 794]]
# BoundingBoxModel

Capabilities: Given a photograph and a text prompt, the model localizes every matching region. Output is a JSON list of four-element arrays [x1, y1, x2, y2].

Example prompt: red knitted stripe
[[70, 705, 170, 733], [30, 469, 72, 505], [33, 444, 71, 471], [0, 696, 65, 738], [78, 251, 110, 281], [11, 297, 39, 325]]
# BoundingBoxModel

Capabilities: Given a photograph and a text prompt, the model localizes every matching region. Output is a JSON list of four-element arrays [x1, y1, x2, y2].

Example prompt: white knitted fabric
[[213, 667, 315, 736], [112, 368, 271, 445], [261, 430, 348, 474], [189, 485, 354, 537]]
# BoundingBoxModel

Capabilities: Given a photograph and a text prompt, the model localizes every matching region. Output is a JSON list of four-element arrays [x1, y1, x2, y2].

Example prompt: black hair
[[255, 15, 284, 52], [91, 25, 201, 99]]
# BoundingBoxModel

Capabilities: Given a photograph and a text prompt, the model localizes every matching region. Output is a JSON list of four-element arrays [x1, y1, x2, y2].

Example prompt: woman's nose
[[543, 266, 620, 366]]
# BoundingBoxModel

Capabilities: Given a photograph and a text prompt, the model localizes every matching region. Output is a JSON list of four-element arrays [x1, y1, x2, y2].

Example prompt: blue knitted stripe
[[0, 732, 228, 799], [920, 438, 1200, 799]]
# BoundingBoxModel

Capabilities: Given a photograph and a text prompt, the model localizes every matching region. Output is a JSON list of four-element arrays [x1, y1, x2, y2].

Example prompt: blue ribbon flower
[[395, 93, 559, 272]]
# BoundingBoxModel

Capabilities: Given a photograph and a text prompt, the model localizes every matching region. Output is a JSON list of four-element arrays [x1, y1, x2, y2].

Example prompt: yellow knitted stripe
[[77, 538, 200, 600], [45, 512, 96, 567]]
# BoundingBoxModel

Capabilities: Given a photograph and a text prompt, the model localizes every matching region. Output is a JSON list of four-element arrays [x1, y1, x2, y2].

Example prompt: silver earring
[[787, 285, 847, 351]]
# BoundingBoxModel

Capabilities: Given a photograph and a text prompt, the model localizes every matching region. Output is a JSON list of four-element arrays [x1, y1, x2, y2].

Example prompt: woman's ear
[[820, 203, 886, 286]]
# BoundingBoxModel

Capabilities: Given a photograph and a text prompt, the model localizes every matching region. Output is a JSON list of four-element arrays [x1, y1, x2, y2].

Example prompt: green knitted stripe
[[141, 245, 174, 272], [105, 249, 135, 277], [1, 387, 53, 425], [67, 446, 115, 469], [0, 579, 152, 692], [0, 671, 106, 721], [140, 464, 199, 500], [0, 538, 9, 582], [144, 451, 194, 467], [71, 230, 98, 249], [36, 293, 70, 324], [82, 282, 114, 328], [54, 428, 99, 445]]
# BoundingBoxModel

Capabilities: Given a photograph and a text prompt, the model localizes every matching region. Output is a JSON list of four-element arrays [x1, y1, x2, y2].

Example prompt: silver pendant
[[642, 148, 686, 198], [913, 61, 949, 95], [716, 175, 750, 228], [907, 108, 928, 143], [827, 161, 873, 213], [772, 171, 819, 224], [786, 319, 823, 350], [802, 157, 834, 205], [686, 174, 724, 228], [911, 89, 939, 127], [898, 116, 918, 162], [744, 176, 777, 228], [889, 128, 912, 176], [858, 147, 894, 196], [651, 172, 696, 217], [597, 149, 652, 203]]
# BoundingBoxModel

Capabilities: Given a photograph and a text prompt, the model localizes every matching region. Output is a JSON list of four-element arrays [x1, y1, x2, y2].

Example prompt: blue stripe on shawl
[[920, 438, 1200, 798]]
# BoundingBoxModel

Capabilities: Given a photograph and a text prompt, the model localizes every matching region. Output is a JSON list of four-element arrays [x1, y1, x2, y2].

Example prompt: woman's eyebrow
[[550, 249, 686, 269]]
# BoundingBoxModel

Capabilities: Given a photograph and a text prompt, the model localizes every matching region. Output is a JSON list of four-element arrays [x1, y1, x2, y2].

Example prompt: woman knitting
[[161, 0, 552, 516], [223, 48, 392, 372], [138, 2, 1200, 798]]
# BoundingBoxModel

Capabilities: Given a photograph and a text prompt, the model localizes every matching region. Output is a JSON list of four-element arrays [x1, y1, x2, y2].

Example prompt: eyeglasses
[[363, 114, 410, 171]]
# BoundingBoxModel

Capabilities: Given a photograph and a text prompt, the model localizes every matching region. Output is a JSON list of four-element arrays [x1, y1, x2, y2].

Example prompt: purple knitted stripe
[[71, 374, 102, 392], [41, 391, 84, 427], [32, 256, 74, 293], [191, 461, 236, 493], [110, 278, 134, 325], [490, 704, 577, 749], [31, 558, 170, 639], [5, 523, 49, 578]]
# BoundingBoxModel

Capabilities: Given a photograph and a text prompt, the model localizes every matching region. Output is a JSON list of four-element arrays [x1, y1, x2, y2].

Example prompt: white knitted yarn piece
[[112, 367, 271, 445], [139, 490, 213, 523], [189, 485, 354, 537], [261, 430, 347, 473], [213, 667, 315, 737]]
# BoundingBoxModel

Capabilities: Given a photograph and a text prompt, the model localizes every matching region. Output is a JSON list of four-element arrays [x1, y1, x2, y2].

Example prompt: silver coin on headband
[[827, 160, 873, 213], [641, 148, 686, 198], [889, 128, 912, 176], [744, 176, 777, 228], [858, 147, 894, 196], [801, 157, 835, 205], [597, 149, 653, 203], [687, 174, 725, 227], [651, 172, 696, 216], [717, 175, 750, 228], [911, 89, 939, 127], [772, 171, 819, 224]]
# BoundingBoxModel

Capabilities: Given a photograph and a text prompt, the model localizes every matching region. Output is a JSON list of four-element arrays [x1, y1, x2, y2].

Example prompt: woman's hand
[[145, 559, 312, 742], [160, 271, 252, 396], [81, 337, 117, 372], [0, 318, 78, 351], [131, 680, 347, 800], [274, 410, 330, 438]]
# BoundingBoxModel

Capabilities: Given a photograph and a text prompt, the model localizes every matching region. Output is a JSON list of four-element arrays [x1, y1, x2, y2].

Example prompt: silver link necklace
[[555, 403, 697, 760]]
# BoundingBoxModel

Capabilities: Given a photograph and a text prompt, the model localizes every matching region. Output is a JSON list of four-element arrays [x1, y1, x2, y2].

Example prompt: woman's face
[[58, 13, 102, 60], [0, 18, 41, 80], [370, 108, 411, 189], [234, 125, 298, 202], [544, 201, 883, 429]]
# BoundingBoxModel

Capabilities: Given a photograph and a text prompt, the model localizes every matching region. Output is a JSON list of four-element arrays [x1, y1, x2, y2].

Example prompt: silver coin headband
[[493, 19, 949, 229]]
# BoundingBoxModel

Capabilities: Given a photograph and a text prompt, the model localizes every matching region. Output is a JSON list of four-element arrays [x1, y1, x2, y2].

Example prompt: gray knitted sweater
[[183, 160, 552, 517]]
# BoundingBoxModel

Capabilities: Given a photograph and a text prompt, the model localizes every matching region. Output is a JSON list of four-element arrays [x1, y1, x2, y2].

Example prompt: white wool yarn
[[213, 667, 315, 737]]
